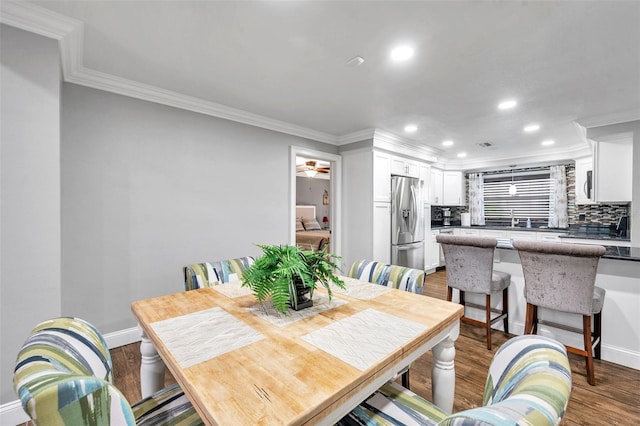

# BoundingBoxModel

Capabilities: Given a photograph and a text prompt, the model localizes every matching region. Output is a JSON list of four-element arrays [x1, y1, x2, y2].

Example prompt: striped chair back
[[340, 334, 571, 425], [464, 334, 572, 424], [348, 260, 425, 293], [183, 256, 254, 290], [13, 317, 136, 425]]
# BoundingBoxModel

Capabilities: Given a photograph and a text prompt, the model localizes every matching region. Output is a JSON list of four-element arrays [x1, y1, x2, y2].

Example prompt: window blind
[[483, 170, 551, 220]]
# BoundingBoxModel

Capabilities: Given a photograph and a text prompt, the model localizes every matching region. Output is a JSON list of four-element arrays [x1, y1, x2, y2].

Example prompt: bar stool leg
[[502, 288, 509, 334], [524, 304, 534, 335], [594, 311, 602, 360], [485, 294, 492, 350], [583, 315, 596, 386]]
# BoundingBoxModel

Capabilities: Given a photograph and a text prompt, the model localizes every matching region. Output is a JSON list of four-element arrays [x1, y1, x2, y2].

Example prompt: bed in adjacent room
[[296, 205, 330, 251]]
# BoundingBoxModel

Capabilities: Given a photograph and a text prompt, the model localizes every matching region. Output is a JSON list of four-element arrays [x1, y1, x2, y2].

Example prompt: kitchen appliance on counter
[[616, 216, 629, 237], [442, 208, 451, 226], [461, 212, 471, 227], [391, 176, 424, 270]]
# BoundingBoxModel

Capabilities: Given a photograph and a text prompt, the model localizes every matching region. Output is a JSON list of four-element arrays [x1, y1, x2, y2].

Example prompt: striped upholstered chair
[[183, 256, 254, 290], [14, 317, 202, 426], [340, 334, 572, 426], [348, 259, 425, 294]]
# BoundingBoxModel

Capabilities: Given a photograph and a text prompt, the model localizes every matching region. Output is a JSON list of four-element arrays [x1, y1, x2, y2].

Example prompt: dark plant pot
[[290, 278, 313, 311]]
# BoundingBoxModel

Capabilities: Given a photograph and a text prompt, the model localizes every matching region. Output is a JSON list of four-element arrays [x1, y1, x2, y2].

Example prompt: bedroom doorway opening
[[289, 146, 342, 261]]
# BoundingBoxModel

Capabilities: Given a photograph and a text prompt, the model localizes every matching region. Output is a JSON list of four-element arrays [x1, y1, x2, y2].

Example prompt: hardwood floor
[[107, 269, 639, 425]]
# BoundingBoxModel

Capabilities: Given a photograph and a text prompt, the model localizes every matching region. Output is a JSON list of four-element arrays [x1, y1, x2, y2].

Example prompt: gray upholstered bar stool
[[436, 234, 511, 350], [513, 240, 606, 386]]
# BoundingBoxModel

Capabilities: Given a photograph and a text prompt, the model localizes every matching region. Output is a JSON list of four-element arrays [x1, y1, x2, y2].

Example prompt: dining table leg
[[430, 322, 459, 414], [140, 330, 166, 398]]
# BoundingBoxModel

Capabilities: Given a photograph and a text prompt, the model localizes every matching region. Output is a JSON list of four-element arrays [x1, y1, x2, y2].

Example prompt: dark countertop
[[430, 224, 639, 261], [601, 246, 640, 261], [494, 240, 640, 261], [431, 224, 631, 241], [431, 224, 567, 233]]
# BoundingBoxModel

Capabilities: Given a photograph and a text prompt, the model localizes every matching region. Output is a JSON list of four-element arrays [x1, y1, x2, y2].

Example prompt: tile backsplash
[[566, 164, 629, 226], [451, 164, 630, 227]]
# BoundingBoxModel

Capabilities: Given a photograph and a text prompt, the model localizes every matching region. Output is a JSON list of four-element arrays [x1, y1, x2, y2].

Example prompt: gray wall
[[1, 27, 336, 404], [1, 26, 61, 403], [60, 84, 336, 331]]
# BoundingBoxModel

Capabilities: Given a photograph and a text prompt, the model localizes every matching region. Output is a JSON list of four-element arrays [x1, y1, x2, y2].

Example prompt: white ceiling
[[14, 1, 640, 167]]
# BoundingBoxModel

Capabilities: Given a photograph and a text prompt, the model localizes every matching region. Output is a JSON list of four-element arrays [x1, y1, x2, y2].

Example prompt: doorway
[[289, 146, 342, 258]]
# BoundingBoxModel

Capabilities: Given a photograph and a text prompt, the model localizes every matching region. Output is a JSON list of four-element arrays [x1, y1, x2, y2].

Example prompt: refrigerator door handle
[[396, 242, 423, 251], [410, 184, 417, 235]]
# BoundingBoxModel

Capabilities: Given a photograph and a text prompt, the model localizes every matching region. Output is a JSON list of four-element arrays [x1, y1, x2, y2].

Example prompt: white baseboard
[[104, 326, 143, 349], [0, 400, 29, 426], [1, 326, 142, 425]]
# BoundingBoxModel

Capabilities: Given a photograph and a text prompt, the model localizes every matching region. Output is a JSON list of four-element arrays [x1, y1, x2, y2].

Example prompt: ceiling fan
[[296, 160, 330, 177]]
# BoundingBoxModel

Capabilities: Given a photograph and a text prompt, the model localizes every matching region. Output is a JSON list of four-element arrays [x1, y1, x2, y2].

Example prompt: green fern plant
[[241, 244, 345, 314]]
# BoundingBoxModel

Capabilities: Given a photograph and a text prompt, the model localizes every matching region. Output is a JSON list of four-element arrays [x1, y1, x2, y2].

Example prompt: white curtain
[[549, 165, 568, 228], [468, 173, 485, 225]]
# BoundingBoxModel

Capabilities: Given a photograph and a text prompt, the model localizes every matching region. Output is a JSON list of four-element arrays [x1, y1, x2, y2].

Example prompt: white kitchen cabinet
[[593, 136, 632, 203], [427, 229, 441, 271], [373, 202, 391, 264], [430, 168, 443, 205], [391, 155, 420, 177], [537, 232, 564, 242], [574, 156, 595, 205], [480, 229, 508, 239], [419, 163, 431, 204], [507, 230, 537, 241], [443, 171, 465, 206], [373, 151, 392, 202], [454, 228, 479, 236], [423, 205, 434, 271]]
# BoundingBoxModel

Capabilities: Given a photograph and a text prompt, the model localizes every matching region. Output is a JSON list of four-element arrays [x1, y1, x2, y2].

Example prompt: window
[[483, 169, 551, 222]]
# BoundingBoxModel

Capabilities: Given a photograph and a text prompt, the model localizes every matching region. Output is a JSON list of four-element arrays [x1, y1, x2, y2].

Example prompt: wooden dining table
[[131, 276, 463, 425]]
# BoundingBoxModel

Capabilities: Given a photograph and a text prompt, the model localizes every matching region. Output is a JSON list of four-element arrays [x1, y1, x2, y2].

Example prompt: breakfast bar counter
[[455, 248, 640, 371]]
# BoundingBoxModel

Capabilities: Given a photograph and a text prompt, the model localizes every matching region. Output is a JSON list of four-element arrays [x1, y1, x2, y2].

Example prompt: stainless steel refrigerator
[[391, 176, 424, 270]]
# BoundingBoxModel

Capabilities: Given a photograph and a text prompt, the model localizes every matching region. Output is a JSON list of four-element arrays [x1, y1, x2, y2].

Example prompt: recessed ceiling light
[[541, 139, 555, 146], [498, 99, 517, 110], [442, 140, 454, 147], [390, 45, 414, 61], [457, 152, 467, 158], [404, 124, 418, 133], [524, 124, 540, 133]]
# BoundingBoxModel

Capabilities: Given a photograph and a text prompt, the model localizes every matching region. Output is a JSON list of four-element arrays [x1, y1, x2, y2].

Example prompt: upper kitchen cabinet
[[574, 156, 595, 205], [443, 171, 466, 206], [430, 168, 443, 205], [373, 151, 391, 202], [390, 155, 420, 178], [592, 135, 632, 203]]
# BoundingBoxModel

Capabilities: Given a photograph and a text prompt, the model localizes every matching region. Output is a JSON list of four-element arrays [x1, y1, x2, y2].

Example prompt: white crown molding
[[372, 129, 441, 163], [336, 128, 376, 144], [1, 1, 337, 145], [68, 67, 337, 143], [4, 2, 634, 158], [576, 108, 640, 129], [1, 0, 79, 40], [449, 143, 592, 171]]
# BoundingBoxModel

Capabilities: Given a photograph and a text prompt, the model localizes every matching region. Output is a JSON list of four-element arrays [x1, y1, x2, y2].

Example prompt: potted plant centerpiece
[[241, 244, 345, 314]]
